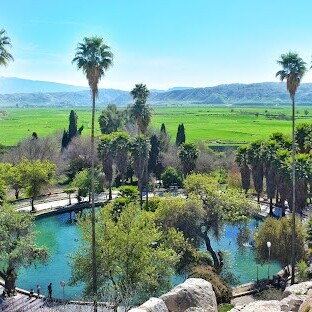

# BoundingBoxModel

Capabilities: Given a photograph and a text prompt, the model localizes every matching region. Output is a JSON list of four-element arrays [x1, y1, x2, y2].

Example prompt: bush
[[190, 265, 232, 304], [161, 166, 183, 189], [143, 197, 161, 212]]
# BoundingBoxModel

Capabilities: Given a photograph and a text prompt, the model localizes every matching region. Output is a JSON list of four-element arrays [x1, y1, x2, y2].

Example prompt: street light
[[60, 281, 66, 301], [267, 241, 271, 280]]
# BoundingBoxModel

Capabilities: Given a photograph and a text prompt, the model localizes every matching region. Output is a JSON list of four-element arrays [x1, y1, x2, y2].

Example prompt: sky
[[1, 0, 312, 91]]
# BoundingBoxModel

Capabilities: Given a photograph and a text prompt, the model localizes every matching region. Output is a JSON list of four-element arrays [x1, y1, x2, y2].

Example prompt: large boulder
[[160, 278, 217, 312], [129, 297, 168, 312]]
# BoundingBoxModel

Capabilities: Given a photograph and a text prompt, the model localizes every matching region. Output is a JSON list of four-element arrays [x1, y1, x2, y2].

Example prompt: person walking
[[47, 283, 52, 300], [36, 284, 41, 298]]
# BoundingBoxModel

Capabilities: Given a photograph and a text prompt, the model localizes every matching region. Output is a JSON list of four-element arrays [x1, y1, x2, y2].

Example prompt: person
[[48, 283, 52, 300], [28, 289, 34, 299], [36, 284, 41, 298]]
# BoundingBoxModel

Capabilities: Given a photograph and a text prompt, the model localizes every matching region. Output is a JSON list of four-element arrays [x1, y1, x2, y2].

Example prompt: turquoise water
[[16, 213, 281, 300]]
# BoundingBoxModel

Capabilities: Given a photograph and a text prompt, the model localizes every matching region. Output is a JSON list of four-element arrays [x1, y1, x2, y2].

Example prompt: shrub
[[190, 265, 232, 304], [161, 166, 183, 189]]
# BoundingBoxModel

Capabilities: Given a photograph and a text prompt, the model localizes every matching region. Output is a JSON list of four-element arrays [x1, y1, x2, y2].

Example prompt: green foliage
[[190, 265, 232, 304], [70, 203, 182, 308], [118, 185, 139, 200], [176, 123, 186, 146], [17, 159, 56, 207], [218, 304, 234, 312], [143, 196, 161, 212], [72, 169, 101, 200], [297, 259, 309, 281], [161, 166, 183, 189], [254, 217, 305, 267], [307, 218, 312, 248], [0, 204, 48, 294], [178, 142, 200, 175], [99, 104, 125, 134]]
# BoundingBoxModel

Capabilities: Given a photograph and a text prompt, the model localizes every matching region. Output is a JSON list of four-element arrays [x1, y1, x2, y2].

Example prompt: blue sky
[[1, 0, 312, 90]]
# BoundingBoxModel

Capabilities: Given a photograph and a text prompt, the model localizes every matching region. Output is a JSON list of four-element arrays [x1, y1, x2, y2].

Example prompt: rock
[[129, 297, 168, 312], [160, 278, 217, 312], [185, 308, 212, 312], [285, 281, 312, 295], [299, 296, 312, 312], [229, 294, 307, 312]]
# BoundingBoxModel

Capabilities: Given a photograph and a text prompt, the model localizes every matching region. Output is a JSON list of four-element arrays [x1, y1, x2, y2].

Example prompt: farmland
[[1, 105, 312, 147]]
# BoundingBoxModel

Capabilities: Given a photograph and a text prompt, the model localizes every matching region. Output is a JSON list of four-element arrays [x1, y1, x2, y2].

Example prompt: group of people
[[28, 283, 52, 300]]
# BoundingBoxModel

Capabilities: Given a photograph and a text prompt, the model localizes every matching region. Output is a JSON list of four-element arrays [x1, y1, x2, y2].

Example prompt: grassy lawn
[[1, 105, 312, 146]]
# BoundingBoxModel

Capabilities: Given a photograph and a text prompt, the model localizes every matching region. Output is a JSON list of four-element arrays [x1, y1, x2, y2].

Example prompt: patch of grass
[[2, 106, 312, 146], [218, 303, 234, 312]]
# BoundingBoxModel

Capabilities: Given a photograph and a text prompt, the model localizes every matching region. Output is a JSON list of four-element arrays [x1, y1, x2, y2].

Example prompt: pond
[[16, 211, 281, 300]]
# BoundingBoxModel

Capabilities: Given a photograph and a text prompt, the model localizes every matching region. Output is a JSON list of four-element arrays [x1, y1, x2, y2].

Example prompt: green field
[[1, 106, 312, 146]]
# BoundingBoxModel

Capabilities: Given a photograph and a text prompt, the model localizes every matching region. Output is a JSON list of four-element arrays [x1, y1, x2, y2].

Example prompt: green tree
[[176, 124, 186, 146], [72, 36, 113, 300], [0, 29, 14, 67], [99, 104, 125, 134], [111, 132, 130, 185], [160, 166, 183, 189], [254, 217, 305, 271], [70, 203, 181, 310], [129, 83, 152, 208], [184, 173, 255, 268], [148, 134, 161, 177], [98, 135, 114, 199], [276, 51, 307, 284], [0, 204, 48, 295], [178, 142, 199, 176], [247, 140, 264, 202], [17, 159, 56, 211], [296, 123, 312, 153], [235, 145, 251, 194], [72, 169, 101, 202]]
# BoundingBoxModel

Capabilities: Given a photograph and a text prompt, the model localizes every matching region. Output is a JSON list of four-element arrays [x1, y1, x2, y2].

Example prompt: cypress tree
[[176, 124, 186, 146], [68, 110, 78, 140], [160, 123, 166, 134], [149, 134, 160, 175], [61, 130, 70, 150]]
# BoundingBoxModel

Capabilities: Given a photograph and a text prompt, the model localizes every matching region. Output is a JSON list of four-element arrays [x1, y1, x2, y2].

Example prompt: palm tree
[[129, 84, 151, 207], [247, 140, 264, 203], [0, 29, 14, 67], [98, 135, 114, 200], [178, 143, 200, 176], [72, 36, 113, 306], [276, 51, 307, 285], [235, 145, 251, 194]]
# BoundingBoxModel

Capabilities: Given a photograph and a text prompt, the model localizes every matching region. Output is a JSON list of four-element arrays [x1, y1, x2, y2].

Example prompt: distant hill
[[1, 77, 312, 107], [0, 76, 87, 94]]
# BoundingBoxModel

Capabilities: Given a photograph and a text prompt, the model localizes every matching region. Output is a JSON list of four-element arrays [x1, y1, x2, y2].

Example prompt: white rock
[[285, 281, 312, 295], [129, 297, 168, 312], [160, 278, 217, 312]]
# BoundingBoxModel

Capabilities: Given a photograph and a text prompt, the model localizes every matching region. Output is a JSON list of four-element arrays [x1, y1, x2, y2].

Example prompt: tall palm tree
[[235, 145, 251, 194], [276, 51, 307, 285], [72, 36, 113, 306], [129, 84, 151, 207], [0, 29, 14, 67], [178, 142, 200, 176]]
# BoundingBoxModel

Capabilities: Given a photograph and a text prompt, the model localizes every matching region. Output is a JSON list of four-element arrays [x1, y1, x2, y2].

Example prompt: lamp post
[[267, 241, 271, 281]]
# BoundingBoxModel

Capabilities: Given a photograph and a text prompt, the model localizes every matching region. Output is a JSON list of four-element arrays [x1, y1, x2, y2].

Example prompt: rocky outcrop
[[160, 278, 217, 312], [129, 297, 168, 312], [230, 294, 307, 312], [285, 281, 312, 295], [129, 278, 217, 312]]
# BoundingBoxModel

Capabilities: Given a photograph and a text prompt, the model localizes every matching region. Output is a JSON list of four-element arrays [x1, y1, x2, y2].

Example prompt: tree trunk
[[199, 230, 220, 268], [31, 198, 35, 212], [291, 95, 296, 285], [0, 269, 17, 296], [269, 198, 273, 216], [91, 91, 97, 309], [109, 182, 112, 200]]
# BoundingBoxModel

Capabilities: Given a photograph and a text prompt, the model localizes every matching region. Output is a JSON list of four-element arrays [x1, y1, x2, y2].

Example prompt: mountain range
[[1, 77, 312, 107]]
